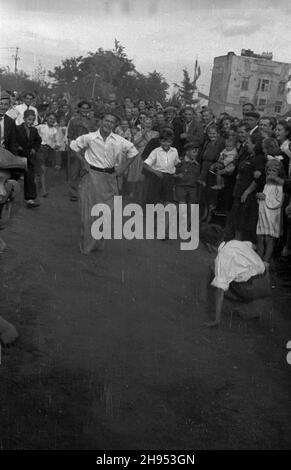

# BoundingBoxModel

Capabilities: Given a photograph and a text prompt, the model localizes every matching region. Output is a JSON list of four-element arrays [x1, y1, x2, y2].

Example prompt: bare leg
[[235, 230, 243, 240], [256, 235, 265, 259], [264, 235, 275, 263], [41, 166, 48, 197]]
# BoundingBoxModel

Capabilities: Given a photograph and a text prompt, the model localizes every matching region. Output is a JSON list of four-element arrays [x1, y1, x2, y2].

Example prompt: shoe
[[70, 196, 78, 202], [26, 199, 40, 208], [42, 192, 49, 198]]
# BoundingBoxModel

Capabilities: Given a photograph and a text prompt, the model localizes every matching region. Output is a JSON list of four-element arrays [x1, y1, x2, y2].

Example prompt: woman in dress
[[127, 117, 159, 202], [227, 133, 265, 243]]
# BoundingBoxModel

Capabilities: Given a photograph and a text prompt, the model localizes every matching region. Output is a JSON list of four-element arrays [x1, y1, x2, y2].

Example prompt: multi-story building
[[208, 49, 291, 117]]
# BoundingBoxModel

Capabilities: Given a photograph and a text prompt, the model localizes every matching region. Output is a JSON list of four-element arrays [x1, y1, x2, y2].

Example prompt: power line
[[12, 47, 20, 74]]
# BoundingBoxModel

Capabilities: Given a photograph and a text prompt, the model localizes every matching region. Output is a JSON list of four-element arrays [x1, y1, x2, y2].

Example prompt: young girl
[[256, 158, 285, 266]]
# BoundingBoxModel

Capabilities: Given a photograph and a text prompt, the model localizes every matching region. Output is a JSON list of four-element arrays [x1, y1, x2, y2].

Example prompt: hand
[[198, 180, 206, 187], [241, 191, 249, 203], [217, 169, 224, 176], [155, 170, 163, 179], [256, 192, 266, 200], [30, 149, 36, 155], [253, 170, 261, 179], [180, 132, 187, 139]]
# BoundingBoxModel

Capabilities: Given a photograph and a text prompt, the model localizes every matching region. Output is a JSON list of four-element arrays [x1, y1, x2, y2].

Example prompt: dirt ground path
[[0, 170, 291, 450]]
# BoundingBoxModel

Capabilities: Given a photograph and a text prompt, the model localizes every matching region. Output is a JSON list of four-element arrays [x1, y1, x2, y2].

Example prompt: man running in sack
[[70, 113, 138, 254]]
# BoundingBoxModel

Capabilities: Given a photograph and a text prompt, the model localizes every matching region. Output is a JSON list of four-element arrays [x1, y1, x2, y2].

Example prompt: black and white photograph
[[0, 0, 291, 455]]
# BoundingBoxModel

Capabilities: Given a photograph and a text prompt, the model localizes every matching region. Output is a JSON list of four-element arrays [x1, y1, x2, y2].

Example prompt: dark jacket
[[16, 123, 42, 159], [2, 115, 18, 154], [175, 159, 200, 187]]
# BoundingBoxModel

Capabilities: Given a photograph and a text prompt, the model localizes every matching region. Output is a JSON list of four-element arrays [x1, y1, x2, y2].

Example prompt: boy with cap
[[175, 141, 201, 204]]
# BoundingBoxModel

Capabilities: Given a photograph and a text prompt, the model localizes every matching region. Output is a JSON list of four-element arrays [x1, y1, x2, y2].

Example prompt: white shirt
[[37, 124, 60, 149], [144, 146, 180, 174], [211, 240, 265, 291], [70, 129, 138, 169], [15, 103, 38, 126], [5, 106, 18, 120]]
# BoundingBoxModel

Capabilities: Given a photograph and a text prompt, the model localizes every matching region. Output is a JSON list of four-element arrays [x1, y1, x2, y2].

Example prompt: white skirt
[[256, 184, 283, 238]]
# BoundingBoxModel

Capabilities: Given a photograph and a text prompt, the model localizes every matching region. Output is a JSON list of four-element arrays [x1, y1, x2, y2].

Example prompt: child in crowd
[[256, 158, 285, 266], [143, 129, 180, 238], [115, 118, 132, 141], [55, 116, 68, 171], [210, 132, 238, 190], [16, 109, 42, 208], [36, 112, 61, 197], [175, 142, 201, 204]]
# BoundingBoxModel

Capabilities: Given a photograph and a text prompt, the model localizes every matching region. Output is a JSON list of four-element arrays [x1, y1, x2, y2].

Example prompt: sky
[[1, 0, 291, 94]]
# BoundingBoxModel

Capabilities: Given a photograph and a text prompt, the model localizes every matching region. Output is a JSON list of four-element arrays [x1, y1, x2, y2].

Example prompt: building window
[[241, 77, 249, 91], [278, 81, 286, 95], [261, 79, 270, 92], [239, 96, 248, 105], [258, 98, 266, 112], [275, 101, 283, 113]]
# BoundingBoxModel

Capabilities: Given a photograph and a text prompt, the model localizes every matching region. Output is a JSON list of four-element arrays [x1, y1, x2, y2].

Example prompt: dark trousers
[[24, 159, 37, 200], [68, 149, 82, 198]]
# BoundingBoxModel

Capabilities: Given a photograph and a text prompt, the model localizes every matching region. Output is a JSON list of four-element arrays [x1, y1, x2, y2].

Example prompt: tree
[[173, 63, 201, 106], [48, 41, 169, 102], [0, 68, 43, 95], [174, 69, 195, 104]]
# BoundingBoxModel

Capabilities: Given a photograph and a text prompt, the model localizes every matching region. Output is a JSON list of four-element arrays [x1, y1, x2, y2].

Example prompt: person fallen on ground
[[200, 224, 268, 328]]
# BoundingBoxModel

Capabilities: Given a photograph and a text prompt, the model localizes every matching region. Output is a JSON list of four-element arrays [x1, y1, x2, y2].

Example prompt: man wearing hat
[[70, 112, 138, 254], [244, 111, 261, 137], [0, 91, 18, 155]]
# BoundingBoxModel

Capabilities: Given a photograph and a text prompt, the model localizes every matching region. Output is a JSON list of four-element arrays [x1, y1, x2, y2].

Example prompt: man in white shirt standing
[[15, 92, 38, 126], [201, 225, 270, 327], [70, 113, 138, 254]]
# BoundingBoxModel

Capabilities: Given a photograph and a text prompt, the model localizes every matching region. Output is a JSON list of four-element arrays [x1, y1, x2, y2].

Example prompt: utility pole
[[12, 47, 20, 74]]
